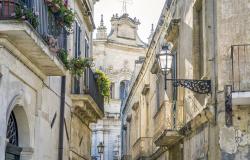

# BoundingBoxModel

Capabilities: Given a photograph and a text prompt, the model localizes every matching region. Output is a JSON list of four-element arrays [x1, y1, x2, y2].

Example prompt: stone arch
[[6, 94, 30, 148]]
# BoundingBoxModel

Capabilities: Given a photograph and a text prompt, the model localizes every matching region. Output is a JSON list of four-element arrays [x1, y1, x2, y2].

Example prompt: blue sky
[[93, 0, 165, 43]]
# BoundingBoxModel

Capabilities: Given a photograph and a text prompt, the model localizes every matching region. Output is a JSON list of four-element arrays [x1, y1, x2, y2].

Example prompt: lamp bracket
[[166, 79, 211, 94]]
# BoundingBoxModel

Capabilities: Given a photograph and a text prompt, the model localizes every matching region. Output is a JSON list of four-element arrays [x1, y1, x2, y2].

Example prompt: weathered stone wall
[[216, 0, 250, 159], [0, 0, 99, 160]]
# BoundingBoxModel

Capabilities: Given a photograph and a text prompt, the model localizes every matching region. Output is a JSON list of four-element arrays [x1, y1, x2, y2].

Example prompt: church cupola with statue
[[96, 14, 107, 39], [95, 13, 146, 47]]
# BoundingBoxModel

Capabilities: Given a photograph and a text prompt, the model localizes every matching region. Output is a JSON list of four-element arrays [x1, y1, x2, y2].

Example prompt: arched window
[[7, 112, 18, 146], [119, 80, 130, 100], [6, 111, 22, 160]]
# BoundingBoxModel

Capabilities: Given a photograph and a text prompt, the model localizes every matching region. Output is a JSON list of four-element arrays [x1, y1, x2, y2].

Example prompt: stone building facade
[[121, 0, 250, 160], [0, 0, 104, 160], [91, 13, 147, 160]]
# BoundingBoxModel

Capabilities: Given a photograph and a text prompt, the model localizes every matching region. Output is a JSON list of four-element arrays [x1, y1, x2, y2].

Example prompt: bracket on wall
[[166, 79, 211, 94]]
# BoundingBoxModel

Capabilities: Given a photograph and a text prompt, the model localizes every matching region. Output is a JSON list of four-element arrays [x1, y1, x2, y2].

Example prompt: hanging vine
[[94, 69, 111, 101]]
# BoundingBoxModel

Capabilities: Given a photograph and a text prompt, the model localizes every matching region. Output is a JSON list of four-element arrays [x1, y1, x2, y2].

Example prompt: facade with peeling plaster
[[121, 0, 250, 160], [91, 13, 147, 160], [0, 0, 104, 160]]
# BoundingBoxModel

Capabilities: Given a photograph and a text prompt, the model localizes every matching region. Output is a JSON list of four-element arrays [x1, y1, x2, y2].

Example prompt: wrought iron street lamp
[[157, 45, 211, 94], [97, 142, 104, 160]]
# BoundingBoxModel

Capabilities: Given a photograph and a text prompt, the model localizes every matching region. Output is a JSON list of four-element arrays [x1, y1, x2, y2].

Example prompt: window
[[72, 22, 82, 94], [193, 0, 204, 79], [119, 80, 129, 100], [85, 37, 90, 58], [156, 73, 165, 111], [6, 112, 21, 160], [7, 112, 18, 146], [74, 22, 82, 58]]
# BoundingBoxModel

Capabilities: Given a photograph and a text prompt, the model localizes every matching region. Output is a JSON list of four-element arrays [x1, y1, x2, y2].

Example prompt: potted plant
[[15, 5, 39, 28], [94, 69, 111, 101]]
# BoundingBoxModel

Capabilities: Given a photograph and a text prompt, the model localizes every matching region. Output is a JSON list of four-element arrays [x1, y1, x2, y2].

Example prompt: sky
[[93, 0, 166, 43]]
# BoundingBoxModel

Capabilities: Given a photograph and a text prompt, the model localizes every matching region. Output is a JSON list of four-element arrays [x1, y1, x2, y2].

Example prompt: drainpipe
[[212, 0, 218, 125], [58, 76, 66, 160]]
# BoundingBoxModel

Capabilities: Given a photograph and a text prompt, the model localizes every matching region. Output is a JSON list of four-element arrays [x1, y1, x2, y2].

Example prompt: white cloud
[[93, 0, 165, 43]]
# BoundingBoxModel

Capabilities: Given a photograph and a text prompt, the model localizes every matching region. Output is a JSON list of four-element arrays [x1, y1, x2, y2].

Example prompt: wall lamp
[[157, 44, 211, 94]]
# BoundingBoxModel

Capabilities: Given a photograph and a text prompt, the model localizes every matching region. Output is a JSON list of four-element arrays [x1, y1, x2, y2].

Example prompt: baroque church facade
[[91, 13, 147, 160]]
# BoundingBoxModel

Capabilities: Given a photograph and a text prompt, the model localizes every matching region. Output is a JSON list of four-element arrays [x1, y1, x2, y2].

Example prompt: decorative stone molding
[[141, 84, 150, 95], [71, 94, 104, 125], [21, 147, 34, 160], [165, 18, 181, 43]]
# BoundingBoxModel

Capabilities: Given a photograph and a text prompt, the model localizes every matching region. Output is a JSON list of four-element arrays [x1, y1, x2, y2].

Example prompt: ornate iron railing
[[84, 68, 104, 112], [231, 44, 250, 91], [0, 0, 67, 50], [71, 68, 104, 112]]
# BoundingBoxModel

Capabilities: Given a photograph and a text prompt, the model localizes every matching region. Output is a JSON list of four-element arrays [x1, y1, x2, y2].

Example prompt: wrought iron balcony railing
[[85, 68, 104, 112], [231, 44, 250, 91], [0, 0, 67, 50], [72, 68, 104, 112]]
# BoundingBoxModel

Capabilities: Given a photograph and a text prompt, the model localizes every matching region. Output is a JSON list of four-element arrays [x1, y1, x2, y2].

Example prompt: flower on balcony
[[45, 0, 75, 33], [15, 5, 39, 28], [94, 69, 111, 101]]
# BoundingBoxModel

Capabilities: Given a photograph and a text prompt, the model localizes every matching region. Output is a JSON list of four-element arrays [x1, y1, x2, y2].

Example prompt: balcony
[[132, 137, 152, 160], [230, 44, 250, 105], [153, 101, 183, 147], [76, 0, 95, 31], [0, 0, 67, 77], [71, 68, 104, 124]]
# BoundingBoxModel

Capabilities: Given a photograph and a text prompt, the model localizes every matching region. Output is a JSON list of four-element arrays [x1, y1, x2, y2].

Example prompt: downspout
[[212, 0, 218, 124], [58, 76, 66, 160]]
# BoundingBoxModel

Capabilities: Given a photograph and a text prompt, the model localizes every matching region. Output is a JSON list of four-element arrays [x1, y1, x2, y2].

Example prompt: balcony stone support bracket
[[179, 109, 213, 136], [154, 108, 213, 147], [71, 94, 104, 125], [165, 18, 180, 43], [154, 130, 183, 147]]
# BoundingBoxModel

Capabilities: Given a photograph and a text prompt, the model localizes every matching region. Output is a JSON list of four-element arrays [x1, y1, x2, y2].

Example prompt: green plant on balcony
[[57, 49, 70, 69], [45, 0, 75, 32], [95, 69, 111, 101], [57, 6, 74, 30], [68, 57, 93, 76], [15, 5, 39, 28], [57, 49, 93, 76]]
